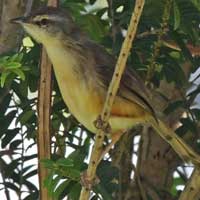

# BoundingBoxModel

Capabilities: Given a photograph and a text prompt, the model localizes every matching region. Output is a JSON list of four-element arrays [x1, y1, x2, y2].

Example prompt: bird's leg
[[80, 171, 100, 190], [97, 130, 125, 164], [81, 116, 145, 188], [93, 115, 111, 133], [95, 115, 149, 164], [80, 131, 125, 189], [80, 115, 112, 189]]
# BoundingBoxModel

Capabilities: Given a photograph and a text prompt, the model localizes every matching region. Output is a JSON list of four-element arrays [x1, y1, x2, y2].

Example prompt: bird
[[10, 7, 200, 165]]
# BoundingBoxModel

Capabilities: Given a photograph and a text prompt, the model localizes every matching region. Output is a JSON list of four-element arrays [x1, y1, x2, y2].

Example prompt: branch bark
[[37, 49, 53, 200], [37, 1, 58, 200], [79, 0, 145, 199]]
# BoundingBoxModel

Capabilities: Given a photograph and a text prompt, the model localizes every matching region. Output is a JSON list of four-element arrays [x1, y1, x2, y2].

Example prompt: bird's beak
[[10, 16, 27, 24]]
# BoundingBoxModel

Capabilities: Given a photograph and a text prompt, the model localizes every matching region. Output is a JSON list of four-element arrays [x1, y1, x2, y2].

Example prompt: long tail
[[149, 117, 200, 166]]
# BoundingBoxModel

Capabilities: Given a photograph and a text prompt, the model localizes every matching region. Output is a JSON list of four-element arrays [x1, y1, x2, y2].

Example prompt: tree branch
[[79, 0, 145, 199], [37, 1, 58, 200]]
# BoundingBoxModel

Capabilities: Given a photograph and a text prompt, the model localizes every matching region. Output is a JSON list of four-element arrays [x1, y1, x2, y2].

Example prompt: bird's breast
[[45, 42, 147, 134], [46, 44, 103, 132]]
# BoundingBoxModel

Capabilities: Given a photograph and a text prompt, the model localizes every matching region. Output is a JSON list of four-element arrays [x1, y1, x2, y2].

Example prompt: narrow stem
[[146, 0, 173, 83], [79, 1, 145, 199]]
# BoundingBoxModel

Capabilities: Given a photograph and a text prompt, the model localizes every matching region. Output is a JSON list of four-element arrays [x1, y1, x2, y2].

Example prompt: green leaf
[[191, 0, 200, 12], [24, 154, 37, 162], [53, 180, 70, 200], [23, 180, 39, 191], [171, 30, 195, 67], [23, 169, 37, 179], [12, 68, 25, 80], [10, 53, 23, 62], [18, 79, 28, 97], [43, 171, 55, 192], [17, 110, 34, 125], [173, 1, 181, 30], [4, 182, 19, 192], [5, 62, 21, 69], [191, 109, 200, 120], [0, 71, 10, 87], [0, 56, 9, 63], [56, 158, 74, 167], [180, 117, 197, 133], [2, 128, 20, 148], [62, 1, 86, 17], [68, 183, 81, 200], [170, 177, 185, 196], [5, 160, 19, 178], [0, 110, 17, 137], [21, 165, 35, 175], [49, 175, 61, 196], [77, 14, 108, 41], [10, 139, 22, 149], [41, 159, 55, 169], [59, 168, 80, 181], [23, 192, 39, 200], [164, 100, 184, 115], [44, 173, 61, 197], [0, 93, 12, 115], [161, 59, 186, 86], [67, 149, 87, 170], [95, 184, 113, 200]]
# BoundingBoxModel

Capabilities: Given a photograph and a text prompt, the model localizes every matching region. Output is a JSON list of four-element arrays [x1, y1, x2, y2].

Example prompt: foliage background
[[0, 0, 200, 199]]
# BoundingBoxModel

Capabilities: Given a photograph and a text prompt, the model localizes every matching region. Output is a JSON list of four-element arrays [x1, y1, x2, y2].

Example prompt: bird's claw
[[93, 115, 111, 133], [80, 171, 100, 190]]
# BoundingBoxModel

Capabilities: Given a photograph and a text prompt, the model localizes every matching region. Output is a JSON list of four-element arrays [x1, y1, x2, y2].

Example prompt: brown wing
[[84, 40, 157, 119]]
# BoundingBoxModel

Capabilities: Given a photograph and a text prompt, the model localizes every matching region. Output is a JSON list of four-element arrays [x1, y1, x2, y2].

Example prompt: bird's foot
[[80, 171, 100, 190], [93, 115, 111, 133]]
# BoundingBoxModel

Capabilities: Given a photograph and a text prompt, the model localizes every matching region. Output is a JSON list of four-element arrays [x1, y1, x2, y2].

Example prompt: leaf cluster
[[0, 0, 200, 199]]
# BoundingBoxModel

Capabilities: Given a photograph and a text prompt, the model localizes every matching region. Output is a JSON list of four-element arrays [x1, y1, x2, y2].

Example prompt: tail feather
[[149, 118, 200, 166]]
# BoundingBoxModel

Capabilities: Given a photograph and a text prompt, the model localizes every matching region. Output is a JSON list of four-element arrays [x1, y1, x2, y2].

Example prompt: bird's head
[[10, 7, 76, 45]]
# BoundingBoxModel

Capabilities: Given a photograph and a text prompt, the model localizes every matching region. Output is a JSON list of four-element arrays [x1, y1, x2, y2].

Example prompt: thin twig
[[132, 164, 148, 200], [37, 47, 53, 200], [12, 96, 25, 200], [146, 0, 172, 83], [0, 161, 10, 200], [136, 28, 169, 39], [137, 28, 200, 57], [79, 0, 145, 199]]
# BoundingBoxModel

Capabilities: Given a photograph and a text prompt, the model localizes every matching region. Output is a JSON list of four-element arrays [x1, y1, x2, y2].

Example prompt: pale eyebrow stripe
[[32, 15, 63, 22]]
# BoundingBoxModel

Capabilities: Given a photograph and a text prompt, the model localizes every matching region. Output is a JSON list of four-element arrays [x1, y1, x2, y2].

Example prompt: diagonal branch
[[79, 0, 145, 199]]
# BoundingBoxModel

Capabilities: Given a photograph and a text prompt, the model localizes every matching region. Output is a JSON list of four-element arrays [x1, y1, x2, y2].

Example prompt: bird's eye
[[34, 18, 49, 26], [40, 18, 48, 26]]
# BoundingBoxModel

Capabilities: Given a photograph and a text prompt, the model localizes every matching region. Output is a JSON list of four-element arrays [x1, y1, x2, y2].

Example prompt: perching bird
[[11, 7, 200, 165]]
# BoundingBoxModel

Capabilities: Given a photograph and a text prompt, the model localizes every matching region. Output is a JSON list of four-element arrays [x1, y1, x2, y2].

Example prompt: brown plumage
[[11, 7, 200, 165]]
